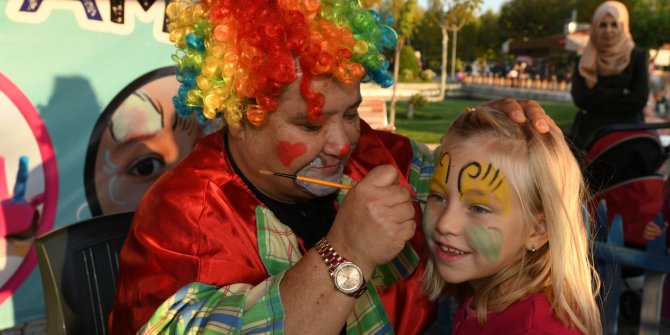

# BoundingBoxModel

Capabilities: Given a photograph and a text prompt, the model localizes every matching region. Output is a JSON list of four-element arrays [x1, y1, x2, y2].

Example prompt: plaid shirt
[[137, 140, 434, 335]]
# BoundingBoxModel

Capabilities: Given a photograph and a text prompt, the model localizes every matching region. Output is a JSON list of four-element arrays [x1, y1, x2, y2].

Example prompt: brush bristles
[[259, 170, 297, 179]]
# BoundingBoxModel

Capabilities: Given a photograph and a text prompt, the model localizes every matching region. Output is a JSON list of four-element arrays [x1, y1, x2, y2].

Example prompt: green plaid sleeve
[[138, 272, 286, 335], [408, 139, 435, 202]]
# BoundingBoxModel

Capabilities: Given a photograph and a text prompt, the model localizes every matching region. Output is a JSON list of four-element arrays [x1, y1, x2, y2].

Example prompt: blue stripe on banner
[[20, 0, 44, 12], [80, 0, 103, 20]]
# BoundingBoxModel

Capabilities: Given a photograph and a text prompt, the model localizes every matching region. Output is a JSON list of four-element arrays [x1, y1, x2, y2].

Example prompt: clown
[[110, 1, 557, 334]]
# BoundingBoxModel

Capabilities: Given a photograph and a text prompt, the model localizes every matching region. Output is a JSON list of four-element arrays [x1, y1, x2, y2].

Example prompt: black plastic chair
[[35, 211, 134, 335]]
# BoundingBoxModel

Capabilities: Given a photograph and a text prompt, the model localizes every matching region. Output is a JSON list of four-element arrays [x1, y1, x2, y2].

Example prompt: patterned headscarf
[[167, 0, 397, 128]]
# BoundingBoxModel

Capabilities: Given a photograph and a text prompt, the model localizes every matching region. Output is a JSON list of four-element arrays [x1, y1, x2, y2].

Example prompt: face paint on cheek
[[422, 210, 437, 241], [339, 144, 351, 157], [276, 141, 308, 167], [458, 161, 512, 216], [465, 223, 502, 263]]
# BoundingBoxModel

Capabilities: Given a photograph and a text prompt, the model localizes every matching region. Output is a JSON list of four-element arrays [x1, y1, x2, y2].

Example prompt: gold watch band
[[315, 238, 367, 298]]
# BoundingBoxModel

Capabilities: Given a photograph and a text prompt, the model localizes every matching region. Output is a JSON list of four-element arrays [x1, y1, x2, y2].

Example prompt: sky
[[417, 0, 507, 14]]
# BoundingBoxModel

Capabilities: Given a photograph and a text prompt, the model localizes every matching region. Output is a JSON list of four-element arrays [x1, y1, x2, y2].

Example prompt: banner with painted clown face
[[0, 0, 215, 328]]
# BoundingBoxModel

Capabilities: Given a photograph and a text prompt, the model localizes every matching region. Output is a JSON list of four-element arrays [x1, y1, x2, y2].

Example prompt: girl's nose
[[435, 206, 462, 237]]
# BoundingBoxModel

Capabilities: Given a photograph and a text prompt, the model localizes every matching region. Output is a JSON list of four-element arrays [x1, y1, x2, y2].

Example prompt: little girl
[[422, 107, 602, 334]]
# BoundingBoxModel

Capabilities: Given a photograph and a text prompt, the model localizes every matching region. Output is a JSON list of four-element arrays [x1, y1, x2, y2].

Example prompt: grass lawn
[[389, 99, 578, 144]]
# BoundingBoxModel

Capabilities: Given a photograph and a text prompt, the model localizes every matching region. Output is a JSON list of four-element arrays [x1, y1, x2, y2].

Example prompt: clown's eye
[[344, 111, 359, 121], [300, 124, 322, 132]]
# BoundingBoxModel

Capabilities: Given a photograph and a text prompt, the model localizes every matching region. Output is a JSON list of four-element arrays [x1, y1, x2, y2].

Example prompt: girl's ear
[[526, 214, 549, 252]]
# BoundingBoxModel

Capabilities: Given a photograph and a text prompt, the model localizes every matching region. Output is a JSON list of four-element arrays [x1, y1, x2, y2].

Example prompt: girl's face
[[423, 142, 528, 288], [597, 13, 621, 48]]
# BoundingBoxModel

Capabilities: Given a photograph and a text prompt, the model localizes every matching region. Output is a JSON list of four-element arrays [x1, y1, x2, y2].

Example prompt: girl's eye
[[470, 205, 490, 214], [428, 193, 447, 204], [127, 156, 165, 177]]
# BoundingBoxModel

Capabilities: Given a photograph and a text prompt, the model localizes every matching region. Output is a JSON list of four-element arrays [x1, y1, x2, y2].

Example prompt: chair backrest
[[35, 211, 134, 335]]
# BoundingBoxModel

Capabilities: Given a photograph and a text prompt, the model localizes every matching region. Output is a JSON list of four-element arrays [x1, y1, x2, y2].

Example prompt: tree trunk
[[389, 38, 405, 128], [450, 28, 458, 81], [408, 102, 414, 120], [435, 26, 448, 102]]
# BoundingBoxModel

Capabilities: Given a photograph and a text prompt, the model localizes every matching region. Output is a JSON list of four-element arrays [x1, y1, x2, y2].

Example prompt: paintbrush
[[259, 169, 426, 204]]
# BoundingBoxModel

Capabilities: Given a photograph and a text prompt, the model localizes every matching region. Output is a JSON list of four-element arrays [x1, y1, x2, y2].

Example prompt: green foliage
[[499, 0, 574, 39], [413, 12, 443, 71], [447, 58, 462, 72], [409, 93, 428, 107], [398, 0, 418, 37], [399, 45, 420, 79], [420, 69, 437, 81], [629, 0, 670, 49], [400, 69, 415, 81]]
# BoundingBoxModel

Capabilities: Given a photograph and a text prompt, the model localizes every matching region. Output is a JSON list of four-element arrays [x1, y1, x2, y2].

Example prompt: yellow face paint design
[[429, 151, 451, 194], [457, 161, 512, 216]]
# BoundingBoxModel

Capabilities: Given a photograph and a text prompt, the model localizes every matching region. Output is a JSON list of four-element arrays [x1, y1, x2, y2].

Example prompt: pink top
[[452, 293, 583, 335]]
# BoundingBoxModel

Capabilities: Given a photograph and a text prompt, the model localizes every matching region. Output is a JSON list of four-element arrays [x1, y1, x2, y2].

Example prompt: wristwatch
[[315, 238, 367, 298]]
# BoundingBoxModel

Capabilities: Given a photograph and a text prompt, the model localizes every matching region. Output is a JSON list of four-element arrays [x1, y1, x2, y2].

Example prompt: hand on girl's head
[[481, 99, 556, 134]]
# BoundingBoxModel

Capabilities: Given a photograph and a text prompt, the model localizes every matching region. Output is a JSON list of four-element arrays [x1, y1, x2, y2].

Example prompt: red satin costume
[[109, 121, 437, 334]]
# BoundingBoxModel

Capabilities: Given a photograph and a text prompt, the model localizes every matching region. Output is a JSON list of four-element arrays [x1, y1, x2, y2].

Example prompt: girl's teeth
[[440, 245, 465, 255]]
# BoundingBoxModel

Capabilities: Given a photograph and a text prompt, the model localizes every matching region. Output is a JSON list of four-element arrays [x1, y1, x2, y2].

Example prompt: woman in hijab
[[569, 1, 649, 152]]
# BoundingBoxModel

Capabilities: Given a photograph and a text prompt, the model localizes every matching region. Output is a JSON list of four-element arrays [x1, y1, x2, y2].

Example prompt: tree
[[385, 0, 419, 127], [428, 0, 481, 100], [413, 11, 443, 72], [498, 0, 606, 40], [629, 0, 670, 50]]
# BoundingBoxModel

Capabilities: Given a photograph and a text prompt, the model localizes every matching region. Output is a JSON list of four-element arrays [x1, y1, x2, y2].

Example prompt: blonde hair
[[422, 107, 601, 335]]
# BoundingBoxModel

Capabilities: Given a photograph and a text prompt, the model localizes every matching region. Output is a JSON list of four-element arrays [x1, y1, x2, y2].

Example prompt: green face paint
[[465, 223, 503, 263], [457, 160, 512, 262]]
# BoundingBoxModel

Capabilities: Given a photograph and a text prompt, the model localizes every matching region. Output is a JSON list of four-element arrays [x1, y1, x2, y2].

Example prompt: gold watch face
[[333, 262, 363, 293]]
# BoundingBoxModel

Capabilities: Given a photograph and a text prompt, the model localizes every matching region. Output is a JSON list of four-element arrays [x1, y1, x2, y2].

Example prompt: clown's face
[[423, 142, 528, 288], [229, 75, 361, 203]]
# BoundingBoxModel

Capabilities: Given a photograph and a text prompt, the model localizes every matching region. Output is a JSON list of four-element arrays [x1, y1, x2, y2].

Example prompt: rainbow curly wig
[[167, 0, 397, 128]]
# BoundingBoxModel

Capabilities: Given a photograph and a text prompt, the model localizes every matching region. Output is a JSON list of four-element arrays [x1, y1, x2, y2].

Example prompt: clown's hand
[[481, 98, 559, 134]]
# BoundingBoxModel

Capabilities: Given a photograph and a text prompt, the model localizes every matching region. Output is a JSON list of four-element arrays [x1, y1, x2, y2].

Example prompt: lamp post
[[567, 9, 577, 34]]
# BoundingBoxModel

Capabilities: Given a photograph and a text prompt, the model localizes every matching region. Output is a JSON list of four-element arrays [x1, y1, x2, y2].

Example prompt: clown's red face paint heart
[[277, 141, 307, 166]]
